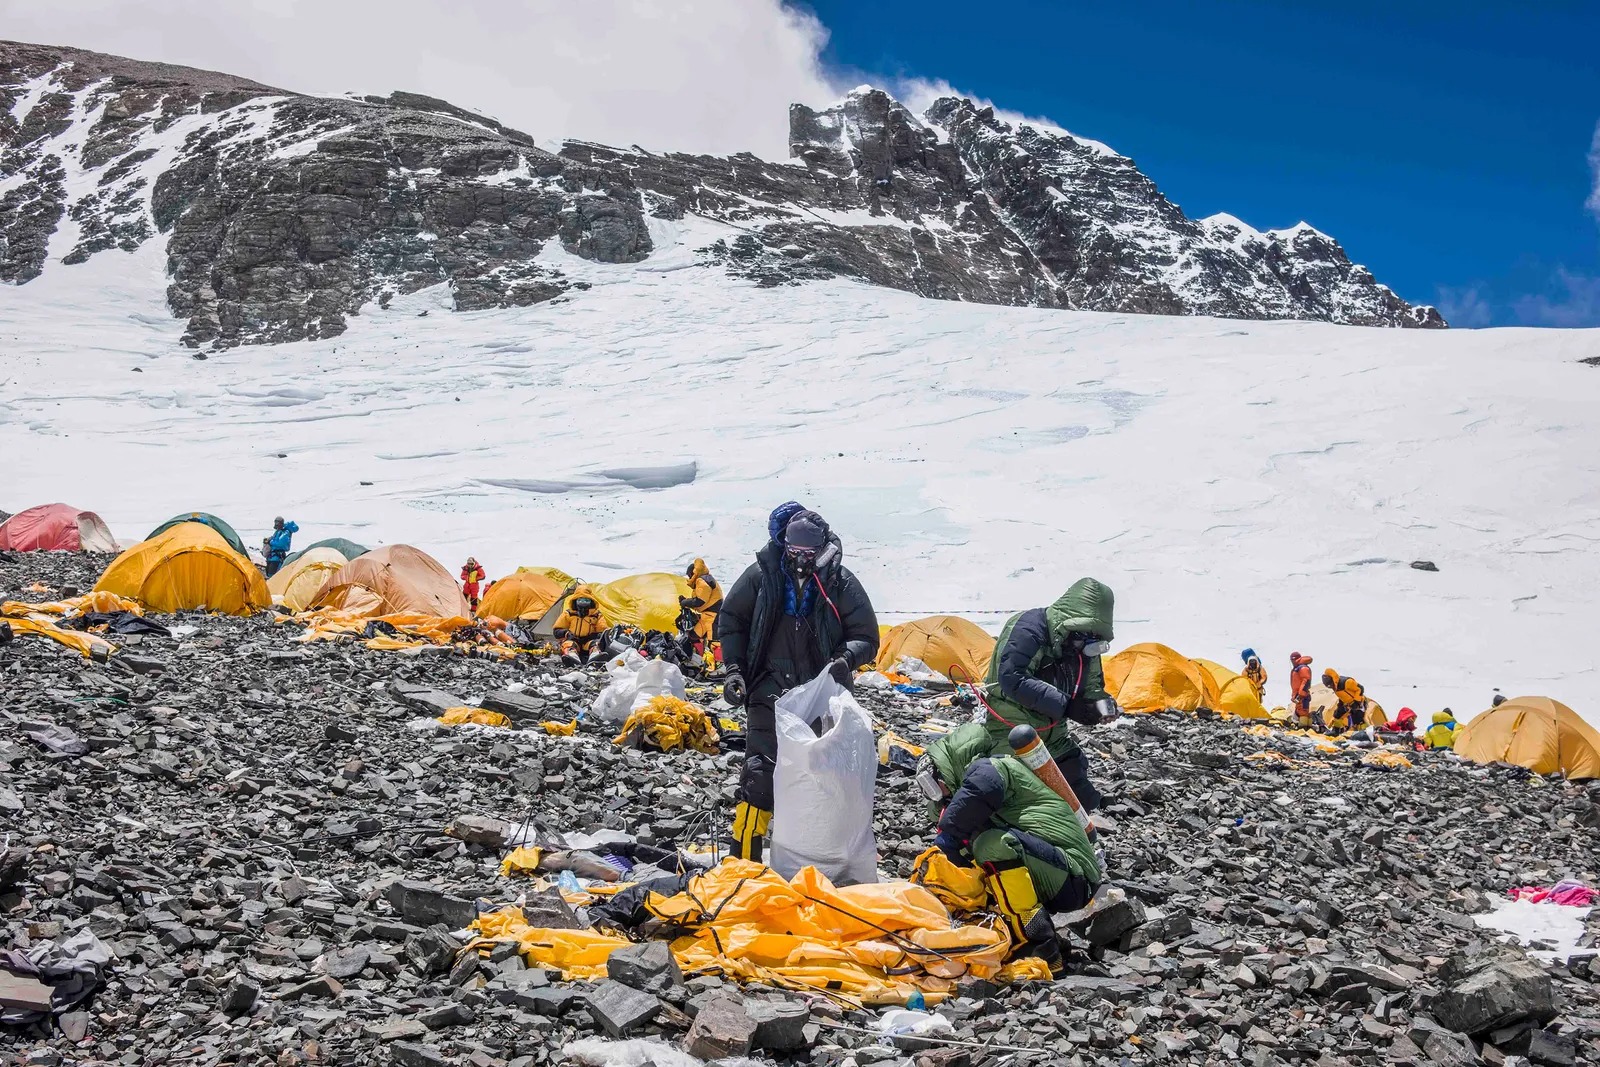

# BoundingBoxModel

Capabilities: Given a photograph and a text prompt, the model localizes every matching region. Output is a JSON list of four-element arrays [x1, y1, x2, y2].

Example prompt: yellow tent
[[592, 572, 691, 633], [1193, 659, 1268, 720], [1104, 643, 1218, 712], [1455, 696, 1600, 780], [267, 546, 352, 612], [876, 615, 996, 684], [95, 522, 270, 615], [516, 565, 577, 586], [480, 569, 574, 621], [310, 544, 471, 617]]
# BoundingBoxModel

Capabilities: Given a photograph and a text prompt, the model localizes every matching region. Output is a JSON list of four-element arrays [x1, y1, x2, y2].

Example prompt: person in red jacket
[[460, 558, 486, 613], [1289, 652, 1313, 727]]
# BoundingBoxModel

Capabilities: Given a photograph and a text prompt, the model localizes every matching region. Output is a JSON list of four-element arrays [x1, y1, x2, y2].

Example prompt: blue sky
[[804, 0, 1600, 327]]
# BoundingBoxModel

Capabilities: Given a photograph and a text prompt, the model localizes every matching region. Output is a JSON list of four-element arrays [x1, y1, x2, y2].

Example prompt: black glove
[[828, 656, 854, 688], [932, 828, 967, 864], [723, 671, 747, 708]]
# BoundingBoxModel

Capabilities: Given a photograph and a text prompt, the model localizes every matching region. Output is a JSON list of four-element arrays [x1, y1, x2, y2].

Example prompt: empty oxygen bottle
[[1008, 723, 1094, 833]]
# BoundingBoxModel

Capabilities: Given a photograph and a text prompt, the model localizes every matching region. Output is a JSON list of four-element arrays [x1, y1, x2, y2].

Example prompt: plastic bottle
[[906, 990, 926, 1011], [557, 870, 581, 894]]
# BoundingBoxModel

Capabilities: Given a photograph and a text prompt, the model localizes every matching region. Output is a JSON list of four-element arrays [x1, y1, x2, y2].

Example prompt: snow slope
[[2, 215, 1598, 727]]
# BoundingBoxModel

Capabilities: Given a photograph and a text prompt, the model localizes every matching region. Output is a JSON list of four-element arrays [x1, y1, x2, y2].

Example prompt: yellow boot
[[730, 802, 772, 862], [985, 862, 1063, 976]]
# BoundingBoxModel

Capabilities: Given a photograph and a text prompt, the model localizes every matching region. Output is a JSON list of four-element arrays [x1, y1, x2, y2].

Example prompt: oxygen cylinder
[[1008, 723, 1093, 832]]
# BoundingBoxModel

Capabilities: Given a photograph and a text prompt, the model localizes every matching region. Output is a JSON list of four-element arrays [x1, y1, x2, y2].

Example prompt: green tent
[[284, 537, 369, 567], [147, 512, 247, 556]]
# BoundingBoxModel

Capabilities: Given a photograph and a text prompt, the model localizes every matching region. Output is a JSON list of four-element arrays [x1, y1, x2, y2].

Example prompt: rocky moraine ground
[[1, 552, 1596, 1067]]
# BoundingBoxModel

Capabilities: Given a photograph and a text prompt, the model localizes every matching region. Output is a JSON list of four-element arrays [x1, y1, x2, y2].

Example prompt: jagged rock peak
[[1, 40, 1444, 349]]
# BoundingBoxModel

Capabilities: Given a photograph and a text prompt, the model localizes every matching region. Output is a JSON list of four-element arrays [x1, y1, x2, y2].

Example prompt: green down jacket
[[979, 578, 1115, 760]]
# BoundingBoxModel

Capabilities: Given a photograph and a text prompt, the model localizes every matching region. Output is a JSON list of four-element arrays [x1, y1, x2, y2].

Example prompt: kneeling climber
[[717, 506, 879, 861], [1424, 709, 1459, 750], [920, 721, 1101, 975], [976, 578, 1119, 810], [553, 587, 607, 665]]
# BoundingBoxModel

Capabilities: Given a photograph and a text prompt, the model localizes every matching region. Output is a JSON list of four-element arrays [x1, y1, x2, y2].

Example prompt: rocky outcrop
[[2, 41, 1444, 348]]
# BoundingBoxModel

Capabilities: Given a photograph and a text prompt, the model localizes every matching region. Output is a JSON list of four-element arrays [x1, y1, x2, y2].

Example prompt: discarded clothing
[[22, 722, 89, 756], [59, 611, 170, 637], [541, 720, 578, 736], [612, 696, 719, 754], [1510, 880, 1596, 907], [0, 930, 114, 1026], [1362, 750, 1413, 770]]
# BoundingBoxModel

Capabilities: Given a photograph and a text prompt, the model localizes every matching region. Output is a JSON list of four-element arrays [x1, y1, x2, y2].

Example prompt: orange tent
[[1104, 643, 1219, 713], [0, 503, 117, 552], [94, 523, 269, 615], [1456, 696, 1600, 779], [876, 615, 995, 684], [479, 569, 574, 621], [310, 544, 471, 617]]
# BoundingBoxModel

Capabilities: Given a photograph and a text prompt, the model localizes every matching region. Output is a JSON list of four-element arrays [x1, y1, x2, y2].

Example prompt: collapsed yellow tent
[[94, 522, 270, 615], [1456, 696, 1600, 780], [591, 572, 690, 633], [516, 565, 577, 586], [1104, 643, 1219, 712], [267, 546, 352, 612], [480, 569, 573, 621], [310, 544, 471, 617], [876, 615, 996, 684], [1193, 659, 1268, 720]]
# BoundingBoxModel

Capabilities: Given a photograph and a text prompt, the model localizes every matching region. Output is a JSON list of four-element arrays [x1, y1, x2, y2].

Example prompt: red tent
[[0, 503, 118, 552]]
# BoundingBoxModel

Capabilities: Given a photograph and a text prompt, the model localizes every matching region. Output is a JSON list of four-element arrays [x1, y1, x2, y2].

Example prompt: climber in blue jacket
[[265, 517, 298, 577]]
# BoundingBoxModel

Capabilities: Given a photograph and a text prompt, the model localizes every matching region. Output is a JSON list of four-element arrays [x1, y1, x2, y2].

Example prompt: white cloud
[[1513, 270, 1600, 328], [894, 76, 1118, 156], [0, 0, 842, 160], [1434, 285, 1493, 329], [1588, 119, 1600, 221]]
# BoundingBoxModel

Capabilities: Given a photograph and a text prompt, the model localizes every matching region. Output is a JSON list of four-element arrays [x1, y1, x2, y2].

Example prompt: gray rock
[[1526, 1030, 1576, 1067], [390, 1043, 450, 1067], [606, 940, 682, 992], [385, 879, 476, 928], [746, 998, 812, 1051], [586, 980, 663, 1037], [404, 926, 460, 977], [221, 978, 259, 1018], [683, 994, 758, 1059], [1432, 950, 1557, 1035]]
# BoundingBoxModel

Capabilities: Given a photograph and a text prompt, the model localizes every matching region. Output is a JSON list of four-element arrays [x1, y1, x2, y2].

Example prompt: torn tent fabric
[[612, 696, 720, 754], [0, 597, 125, 657], [436, 707, 511, 728], [289, 609, 474, 645], [467, 860, 1012, 1007]]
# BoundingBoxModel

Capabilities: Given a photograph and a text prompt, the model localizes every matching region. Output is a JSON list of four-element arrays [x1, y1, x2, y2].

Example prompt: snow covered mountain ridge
[[1, 40, 1443, 348]]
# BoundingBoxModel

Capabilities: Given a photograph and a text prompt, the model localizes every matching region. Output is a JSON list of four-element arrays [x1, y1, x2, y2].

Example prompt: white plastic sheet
[[770, 670, 879, 885], [590, 650, 687, 723]]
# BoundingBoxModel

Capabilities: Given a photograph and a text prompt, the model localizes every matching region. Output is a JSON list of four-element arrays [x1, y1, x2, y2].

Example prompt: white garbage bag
[[589, 650, 687, 723], [770, 669, 879, 885]]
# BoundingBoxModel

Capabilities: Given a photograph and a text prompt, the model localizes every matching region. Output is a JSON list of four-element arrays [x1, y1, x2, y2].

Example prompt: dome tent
[[284, 537, 369, 567], [147, 512, 247, 557], [479, 569, 576, 622], [268, 546, 352, 612], [1192, 659, 1268, 720], [591, 572, 693, 633], [310, 544, 471, 618], [1456, 696, 1600, 780], [876, 615, 996, 684], [0, 503, 117, 552], [1104, 643, 1220, 713], [94, 523, 270, 615]]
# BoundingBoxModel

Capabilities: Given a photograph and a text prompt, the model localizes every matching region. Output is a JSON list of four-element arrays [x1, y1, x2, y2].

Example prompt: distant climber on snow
[[1321, 668, 1369, 734], [460, 557, 486, 613], [1425, 709, 1460, 750], [919, 721, 1100, 976], [1241, 648, 1267, 703], [685, 557, 722, 645], [264, 517, 298, 578], [553, 587, 607, 666], [717, 506, 879, 862], [976, 578, 1119, 811], [1289, 652, 1313, 727]]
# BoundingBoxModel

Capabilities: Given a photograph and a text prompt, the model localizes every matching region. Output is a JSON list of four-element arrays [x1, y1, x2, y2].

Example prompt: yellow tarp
[[876, 615, 996, 685], [1456, 696, 1600, 780], [480, 570, 572, 621], [612, 696, 720, 754], [2, 591, 144, 617], [1362, 750, 1413, 769], [1193, 659, 1268, 720], [468, 860, 1013, 1006], [267, 546, 352, 613], [94, 522, 270, 615], [1105, 643, 1218, 712], [591, 572, 691, 633], [289, 609, 475, 646], [437, 706, 511, 728]]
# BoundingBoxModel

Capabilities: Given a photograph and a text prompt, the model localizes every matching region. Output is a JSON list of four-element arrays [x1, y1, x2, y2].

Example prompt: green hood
[[1044, 578, 1114, 643]]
